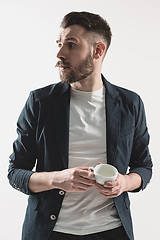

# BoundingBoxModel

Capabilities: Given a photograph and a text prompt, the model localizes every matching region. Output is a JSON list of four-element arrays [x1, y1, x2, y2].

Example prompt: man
[[8, 11, 152, 240]]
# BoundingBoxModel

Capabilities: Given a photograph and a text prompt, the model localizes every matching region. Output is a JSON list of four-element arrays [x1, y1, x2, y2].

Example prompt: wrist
[[123, 174, 130, 192], [125, 173, 142, 192], [50, 171, 63, 189]]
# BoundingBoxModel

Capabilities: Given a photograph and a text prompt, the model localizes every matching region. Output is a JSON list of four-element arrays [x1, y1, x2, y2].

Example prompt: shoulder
[[102, 75, 143, 118], [113, 84, 140, 104], [102, 75, 139, 102], [111, 84, 144, 118], [29, 81, 70, 103], [103, 76, 140, 105], [30, 83, 57, 101]]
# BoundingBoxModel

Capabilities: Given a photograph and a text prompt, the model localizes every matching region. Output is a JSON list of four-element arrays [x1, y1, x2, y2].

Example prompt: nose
[[56, 46, 67, 60]]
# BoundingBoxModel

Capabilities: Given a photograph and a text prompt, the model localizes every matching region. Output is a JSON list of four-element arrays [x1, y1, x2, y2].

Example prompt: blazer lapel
[[53, 82, 71, 169], [102, 76, 120, 165]]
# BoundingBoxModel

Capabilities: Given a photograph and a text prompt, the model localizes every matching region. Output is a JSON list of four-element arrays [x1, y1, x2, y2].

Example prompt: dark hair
[[60, 11, 112, 50]]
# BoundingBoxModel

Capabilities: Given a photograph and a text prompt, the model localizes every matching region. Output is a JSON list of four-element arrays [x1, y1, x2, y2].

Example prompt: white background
[[0, 0, 160, 239]]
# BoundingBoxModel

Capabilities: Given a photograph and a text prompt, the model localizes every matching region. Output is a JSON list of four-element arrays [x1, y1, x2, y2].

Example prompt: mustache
[[55, 60, 71, 68]]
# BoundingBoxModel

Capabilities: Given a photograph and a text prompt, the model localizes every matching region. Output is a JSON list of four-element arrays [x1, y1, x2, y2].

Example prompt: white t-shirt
[[53, 86, 121, 235]]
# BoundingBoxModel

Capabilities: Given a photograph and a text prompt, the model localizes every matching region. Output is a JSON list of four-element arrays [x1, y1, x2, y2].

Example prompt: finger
[[100, 192, 118, 198], [78, 169, 95, 180], [104, 180, 118, 188], [78, 182, 93, 190], [100, 186, 119, 195], [95, 182, 118, 193], [72, 182, 93, 191], [73, 171, 95, 186], [78, 176, 96, 186], [95, 183, 107, 191], [101, 186, 121, 196]]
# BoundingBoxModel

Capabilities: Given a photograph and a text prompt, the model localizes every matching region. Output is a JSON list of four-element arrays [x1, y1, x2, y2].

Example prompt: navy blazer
[[8, 75, 152, 240]]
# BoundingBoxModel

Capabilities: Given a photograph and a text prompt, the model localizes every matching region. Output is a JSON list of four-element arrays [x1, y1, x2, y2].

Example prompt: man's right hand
[[29, 167, 95, 193], [52, 167, 95, 192]]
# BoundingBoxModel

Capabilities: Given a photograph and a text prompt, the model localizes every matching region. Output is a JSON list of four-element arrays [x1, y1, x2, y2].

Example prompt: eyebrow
[[56, 37, 78, 44]]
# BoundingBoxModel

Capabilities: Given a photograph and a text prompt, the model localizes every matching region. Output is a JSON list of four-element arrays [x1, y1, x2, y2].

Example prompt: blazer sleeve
[[8, 92, 38, 195], [129, 95, 153, 191]]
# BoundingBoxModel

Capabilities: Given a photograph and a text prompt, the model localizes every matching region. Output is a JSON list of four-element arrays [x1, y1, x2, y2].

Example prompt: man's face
[[56, 25, 95, 84]]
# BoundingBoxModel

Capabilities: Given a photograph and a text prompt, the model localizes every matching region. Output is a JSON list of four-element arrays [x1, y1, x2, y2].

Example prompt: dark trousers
[[48, 226, 129, 240]]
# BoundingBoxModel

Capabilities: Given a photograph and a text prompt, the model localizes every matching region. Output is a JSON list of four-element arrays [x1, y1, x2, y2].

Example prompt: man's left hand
[[95, 173, 128, 198]]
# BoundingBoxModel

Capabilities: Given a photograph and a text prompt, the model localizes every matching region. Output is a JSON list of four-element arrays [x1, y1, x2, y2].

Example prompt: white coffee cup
[[89, 163, 118, 185]]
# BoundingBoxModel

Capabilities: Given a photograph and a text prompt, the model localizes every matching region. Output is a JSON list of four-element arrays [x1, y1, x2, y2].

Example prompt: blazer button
[[59, 190, 65, 196], [50, 215, 56, 221]]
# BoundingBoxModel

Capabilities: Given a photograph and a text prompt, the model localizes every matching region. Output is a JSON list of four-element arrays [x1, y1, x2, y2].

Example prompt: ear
[[94, 42, 106, 60]]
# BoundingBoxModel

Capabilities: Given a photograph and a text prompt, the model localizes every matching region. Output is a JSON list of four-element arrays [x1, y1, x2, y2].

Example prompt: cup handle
[[89, 166, 95, 172], [89, 162, 102, 172]]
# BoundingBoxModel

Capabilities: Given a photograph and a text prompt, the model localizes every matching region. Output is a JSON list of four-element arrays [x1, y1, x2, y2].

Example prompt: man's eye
[[68, 42, 75, 49]]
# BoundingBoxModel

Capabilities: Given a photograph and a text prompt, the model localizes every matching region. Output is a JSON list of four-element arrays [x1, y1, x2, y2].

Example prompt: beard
[[56, 52, 95, 84]]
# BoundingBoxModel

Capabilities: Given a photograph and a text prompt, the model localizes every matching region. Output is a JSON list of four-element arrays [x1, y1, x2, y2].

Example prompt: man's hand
[[95, 173, 142, 198], [52, 167, 95, 192], [29, 167, 95, 193]]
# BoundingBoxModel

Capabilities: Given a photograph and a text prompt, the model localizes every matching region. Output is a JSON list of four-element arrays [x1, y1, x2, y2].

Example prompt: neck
[[70, 72, 103, 92]]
